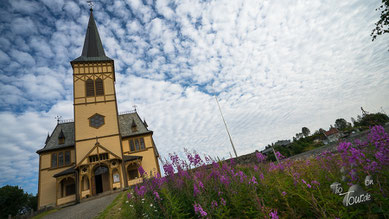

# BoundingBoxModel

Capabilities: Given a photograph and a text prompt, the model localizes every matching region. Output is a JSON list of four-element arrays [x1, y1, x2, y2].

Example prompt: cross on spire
[[87, 0, 94, 10]]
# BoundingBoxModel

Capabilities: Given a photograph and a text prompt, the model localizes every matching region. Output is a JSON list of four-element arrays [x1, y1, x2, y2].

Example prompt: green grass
[[95, 191, 126, 219], [31, 209, 58, 219]]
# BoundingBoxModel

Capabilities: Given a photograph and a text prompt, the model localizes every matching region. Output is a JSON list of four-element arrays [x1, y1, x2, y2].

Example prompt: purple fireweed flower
[[220, 175, 229, 185], [259, 172, 264, 180], [230, 158, 236, 166], [194, 203, 207, 217], [211, 200, 218, 208], [127, 192, 132, 199], [135, 185, 147, 198], [256, 152, 267, 163], [281, 191, 287, 196], [311, 180, 320, 186], [249, 176, 258, 185], [275, 151, 286, 160], [301, 179, 311, 188], [153, 191, 160, 200], [194, 184, 200, 196], [163, 163, 174, 176], [269, 210, 279, 219], [138, 166, 145, 177], [220, 197, 226, 206], [198, 181, 204, 189]]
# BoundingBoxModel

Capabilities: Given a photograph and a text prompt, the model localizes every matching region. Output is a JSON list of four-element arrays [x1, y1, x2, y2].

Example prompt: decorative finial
[[133, 105, 137, 112], [55, 115, 62, 124], [87, 0, 94, 11]]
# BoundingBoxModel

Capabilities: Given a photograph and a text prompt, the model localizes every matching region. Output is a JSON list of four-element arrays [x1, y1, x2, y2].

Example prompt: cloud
[[0, 0, 388, 195]]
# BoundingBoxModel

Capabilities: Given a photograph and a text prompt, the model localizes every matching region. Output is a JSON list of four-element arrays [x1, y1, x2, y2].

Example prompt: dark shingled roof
[[118, 112, 153, 138], [37, 112, 154, 154], [54, 166, 76, 178], [71, 9, 112, 63], [37, 122, 75, 154], [123, 155, 142, 162]]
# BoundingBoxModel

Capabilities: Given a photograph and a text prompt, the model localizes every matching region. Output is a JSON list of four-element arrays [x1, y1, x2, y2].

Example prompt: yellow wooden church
[[36, 8, 160, 209]]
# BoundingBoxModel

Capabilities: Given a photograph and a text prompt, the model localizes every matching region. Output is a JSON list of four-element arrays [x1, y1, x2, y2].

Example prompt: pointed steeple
[[72, 9, 112, 62], [45, 133, 50, 144], [143, 118, 148, 128]]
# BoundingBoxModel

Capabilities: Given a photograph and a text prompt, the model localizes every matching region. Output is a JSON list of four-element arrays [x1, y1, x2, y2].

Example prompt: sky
[[0, 0, 388, 194]]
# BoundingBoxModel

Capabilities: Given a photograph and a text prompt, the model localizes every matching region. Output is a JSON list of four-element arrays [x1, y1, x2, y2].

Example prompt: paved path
[[42, 192, 120, 219]]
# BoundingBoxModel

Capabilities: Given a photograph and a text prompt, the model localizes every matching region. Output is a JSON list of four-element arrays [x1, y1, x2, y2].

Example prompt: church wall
[[74, 103, 119, 141], [38, 167, 72, 209], [75, 136, 122, 164], [122, 134, 160, 177], [41, 154, 51, 169]]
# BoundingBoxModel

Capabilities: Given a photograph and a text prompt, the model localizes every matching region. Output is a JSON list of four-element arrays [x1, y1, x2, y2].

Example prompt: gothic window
[[51, 153, 57, 168], [95, 78, 104, 96], [65, 151, 70, 165], [129, 137, 145, 152], [140, 138, 145, 150], [86, 79, 94, 97], [127, 164, 139, 180], [58, 152, 64, 167], [129, 140, 135, 152], [89, 114, 105, 128]]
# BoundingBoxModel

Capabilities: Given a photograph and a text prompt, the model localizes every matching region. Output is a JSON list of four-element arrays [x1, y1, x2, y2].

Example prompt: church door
[[94, 165, 109, 195]]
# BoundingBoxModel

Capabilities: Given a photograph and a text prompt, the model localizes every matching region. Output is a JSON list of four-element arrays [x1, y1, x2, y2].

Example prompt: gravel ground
[[42, 192, 120, 219]]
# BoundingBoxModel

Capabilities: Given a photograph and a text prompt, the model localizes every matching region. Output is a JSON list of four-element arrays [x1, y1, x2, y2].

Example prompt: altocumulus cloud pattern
[[0, 0, 388, 194]]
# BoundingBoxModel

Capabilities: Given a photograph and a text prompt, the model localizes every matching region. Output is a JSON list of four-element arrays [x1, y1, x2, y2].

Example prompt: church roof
[[118, 112, 152, 138], [37, 112, 153, 154], [123, 155, 143, 162], [71, 9, 112, 63], [53, 166, 76, 178]]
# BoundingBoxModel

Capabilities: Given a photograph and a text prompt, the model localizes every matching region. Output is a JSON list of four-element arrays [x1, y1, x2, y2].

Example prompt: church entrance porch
[[92, 165, 110, 195]]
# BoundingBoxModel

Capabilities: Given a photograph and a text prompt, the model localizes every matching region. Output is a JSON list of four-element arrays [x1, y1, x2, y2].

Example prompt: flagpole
[[215, 96, 238, 158]]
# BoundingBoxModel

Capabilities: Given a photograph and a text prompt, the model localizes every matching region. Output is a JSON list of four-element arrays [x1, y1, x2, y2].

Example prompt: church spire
[[71, 8, 112, 62]]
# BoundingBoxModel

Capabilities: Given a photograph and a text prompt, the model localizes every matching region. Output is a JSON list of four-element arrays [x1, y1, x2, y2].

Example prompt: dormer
[[58, 129, 65, 145], [131, 119, 137, 132]]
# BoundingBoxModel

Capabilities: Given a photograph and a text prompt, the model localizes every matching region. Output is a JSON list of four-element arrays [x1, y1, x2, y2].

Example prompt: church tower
[[70, 7, 127, 194], [36, 7, 160, 209]]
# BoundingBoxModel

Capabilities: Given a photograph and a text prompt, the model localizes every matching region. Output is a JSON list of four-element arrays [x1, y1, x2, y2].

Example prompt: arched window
[[95, 78, 104, 96], [127, 164, 139, 180], [81, 175, 89, 191], [86, 79, 94, 97]]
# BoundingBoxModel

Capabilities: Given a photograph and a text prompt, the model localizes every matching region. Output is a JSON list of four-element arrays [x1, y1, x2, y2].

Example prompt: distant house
[[274, 140, 291, 147], [323, 128, 340, 144]]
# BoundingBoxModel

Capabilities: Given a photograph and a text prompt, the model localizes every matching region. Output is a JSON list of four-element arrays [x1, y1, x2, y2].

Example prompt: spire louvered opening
[[86, 79, 95, 97]]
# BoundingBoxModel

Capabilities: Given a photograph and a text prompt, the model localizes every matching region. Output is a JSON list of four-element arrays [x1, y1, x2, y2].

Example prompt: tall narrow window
[[129, 140, 135, 152], [51, 153, 57, 168], [86, 79, 94, 97], [135, 139, 140, 151], [58, 152, 64, 167], [65, 151, 70, 165], [95, 78, 104, 96], [140, 138, 145, 150]]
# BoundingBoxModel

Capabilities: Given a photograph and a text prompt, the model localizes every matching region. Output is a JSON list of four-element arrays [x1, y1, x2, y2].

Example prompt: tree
[[0, 185, 36, 218], [358, 112, 389, 126], [302, 127, 310, 137], [371, 0, 389, 41], [335, 118, 348, 130]]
